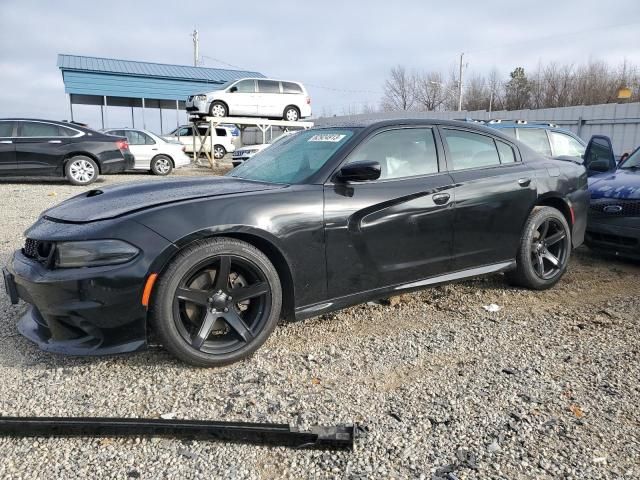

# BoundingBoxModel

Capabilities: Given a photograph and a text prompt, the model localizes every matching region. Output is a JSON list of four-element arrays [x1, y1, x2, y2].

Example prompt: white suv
[[163, 125, 236, 159], [186, 78, 312, 121]]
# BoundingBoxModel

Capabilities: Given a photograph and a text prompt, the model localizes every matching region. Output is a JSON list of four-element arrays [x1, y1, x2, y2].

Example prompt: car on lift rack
[[4, 119, 591, 367], [163, 124, 236, 160], [0, 118, 133, 185], [186, 78, 312, 121]]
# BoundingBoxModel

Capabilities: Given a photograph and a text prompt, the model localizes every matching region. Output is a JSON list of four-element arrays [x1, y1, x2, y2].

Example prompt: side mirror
[[584, 135, 616, 175], [336, 161, 381, 182], [229, 86, 238, 93]]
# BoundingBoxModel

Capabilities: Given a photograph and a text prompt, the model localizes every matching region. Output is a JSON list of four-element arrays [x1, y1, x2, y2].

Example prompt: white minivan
[[164, 125, 236, 159], [185, 78, 312, 121]]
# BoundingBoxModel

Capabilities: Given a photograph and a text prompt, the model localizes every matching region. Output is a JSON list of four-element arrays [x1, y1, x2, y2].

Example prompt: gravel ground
[[0, 167, 639, 479]]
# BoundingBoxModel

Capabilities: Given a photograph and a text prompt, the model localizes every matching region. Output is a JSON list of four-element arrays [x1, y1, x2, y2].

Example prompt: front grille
[[589, 199, 640, 217], [22, 238, 54, 264]]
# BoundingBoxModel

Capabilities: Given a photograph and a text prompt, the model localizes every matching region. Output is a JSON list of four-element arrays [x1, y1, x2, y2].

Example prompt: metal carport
[[57, 54, 265, 130]]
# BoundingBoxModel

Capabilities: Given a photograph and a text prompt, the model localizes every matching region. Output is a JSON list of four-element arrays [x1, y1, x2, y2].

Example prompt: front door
[[227, 79, 258, 116], [13, 121, 74, 175], [324, 127, 456, 298], [0, 120, 16, 173], [439, 127, 537, 270]]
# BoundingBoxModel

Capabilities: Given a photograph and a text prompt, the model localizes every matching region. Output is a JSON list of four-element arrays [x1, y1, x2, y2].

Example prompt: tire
[[283, 106, 300, 122], [150, 155, 173, 176], [65, 155, 99, 186], [505, 206, 572, 290], [213, 145, 226, 160], [209, 101, 228, 118], [151, 238, 282, 367]]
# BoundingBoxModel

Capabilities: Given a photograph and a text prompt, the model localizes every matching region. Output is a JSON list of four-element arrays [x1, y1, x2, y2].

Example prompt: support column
[[142, 98, 146, 130], [176, 100, 180, 129], [159, 106, 163, 134], [131, 107, 135, 128], [100, 105, 105, 129], [103, 96, 108, 128], [68, 94, 74, 122]]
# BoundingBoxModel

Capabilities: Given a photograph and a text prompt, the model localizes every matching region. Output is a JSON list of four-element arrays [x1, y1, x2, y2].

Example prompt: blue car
[[586, 145, 640, 259]]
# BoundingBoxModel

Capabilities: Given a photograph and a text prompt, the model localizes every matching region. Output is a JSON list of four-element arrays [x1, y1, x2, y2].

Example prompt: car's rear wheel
[[151, 238, 282, 367], [65, 156, 99, 186], [505, 206, 571, 290], [283, 106, 300, 122], [213, 145, 226, 159], [150, 155, 173, 175], [209, 101, 228, 118]]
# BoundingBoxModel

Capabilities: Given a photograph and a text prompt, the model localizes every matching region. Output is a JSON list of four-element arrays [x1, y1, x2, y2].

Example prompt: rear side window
[[257, 80, 281, 94], [548, 131, 585, 157], [496, 140, 516, 163], [215, 128, 227, 136], [0, 121, 14, 137], [282, 82, 303, 94], [441, 129, 500, 170], [126, 130, 155, 145], [347, 128, 439, 180], [499, 127, 516, 138], [517, 128, 552, 156], [177, 127, 192, 136], [19, 122, 64, 137]]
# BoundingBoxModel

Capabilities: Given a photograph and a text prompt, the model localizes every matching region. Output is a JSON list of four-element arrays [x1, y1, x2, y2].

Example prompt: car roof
[[232, 77, 303, 84]]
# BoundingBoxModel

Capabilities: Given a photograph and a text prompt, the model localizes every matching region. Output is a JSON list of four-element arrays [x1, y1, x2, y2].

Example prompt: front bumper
[[185, 98, 208, 114], [5, 249, 150, 356], [585, 218, 640, 260]]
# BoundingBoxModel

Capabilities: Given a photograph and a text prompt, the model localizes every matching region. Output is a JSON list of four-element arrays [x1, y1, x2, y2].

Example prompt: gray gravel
[[1, 169, 639, 479]]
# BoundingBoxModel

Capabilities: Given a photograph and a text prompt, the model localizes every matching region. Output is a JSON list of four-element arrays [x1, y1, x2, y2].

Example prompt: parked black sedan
[[3, 119, 589, 366], [0, 118, 134, 185]]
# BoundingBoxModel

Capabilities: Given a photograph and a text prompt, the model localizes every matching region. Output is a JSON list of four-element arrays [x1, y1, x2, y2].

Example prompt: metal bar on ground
[[0, 416, 356, 450]]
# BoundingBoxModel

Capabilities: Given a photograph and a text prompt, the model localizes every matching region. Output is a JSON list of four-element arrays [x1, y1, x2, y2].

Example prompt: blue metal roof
[[58, 54, 265, 103], [58, 54, 264, 83]]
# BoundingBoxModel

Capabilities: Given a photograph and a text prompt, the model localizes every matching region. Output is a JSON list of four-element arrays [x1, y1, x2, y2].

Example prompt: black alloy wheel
[[152, 238, 282, 366], [506, 206, 571, 290]]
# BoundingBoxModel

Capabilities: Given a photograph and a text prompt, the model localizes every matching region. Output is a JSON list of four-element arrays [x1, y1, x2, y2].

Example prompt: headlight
[[196, 95, 207, 100], [55, 240, 140, 268]]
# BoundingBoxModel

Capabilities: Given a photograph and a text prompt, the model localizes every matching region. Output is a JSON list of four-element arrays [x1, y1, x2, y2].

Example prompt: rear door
[[440, 127, 536, 270], [256, 80, 282, 117], [0, 120, 16, 173], [324, 126, 456, 297], [14, 121, 79, 175], [282, 81, 304, 115], [125, 130, 157, 169]]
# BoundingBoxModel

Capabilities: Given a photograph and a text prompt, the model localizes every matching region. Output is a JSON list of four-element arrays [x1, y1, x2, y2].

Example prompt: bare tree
[[381, 65, 416, 111], [414, 71, 446, 111]]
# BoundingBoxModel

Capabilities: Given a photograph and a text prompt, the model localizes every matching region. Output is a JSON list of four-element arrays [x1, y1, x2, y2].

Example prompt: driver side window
[[347, 128, 439, 180]]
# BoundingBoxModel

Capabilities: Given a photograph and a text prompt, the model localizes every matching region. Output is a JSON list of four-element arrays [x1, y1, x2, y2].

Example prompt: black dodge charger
[[3, 120, 589, 366]]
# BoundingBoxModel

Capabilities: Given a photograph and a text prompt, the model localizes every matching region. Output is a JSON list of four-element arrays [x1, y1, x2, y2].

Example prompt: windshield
[[619, 148, 640, 169], [228, 129, 355, 184]]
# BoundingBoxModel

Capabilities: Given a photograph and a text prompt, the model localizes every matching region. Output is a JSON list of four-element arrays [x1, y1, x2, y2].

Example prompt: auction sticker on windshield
[[308, 134, 347, 142]]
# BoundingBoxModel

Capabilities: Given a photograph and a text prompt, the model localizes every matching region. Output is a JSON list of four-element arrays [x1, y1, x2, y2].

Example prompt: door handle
[[432, 193, 451, 205], [0, 140, 12, 144], [48, 140, 62, 144], [152, 148, 158, 151], [518, 178, 531, 187]]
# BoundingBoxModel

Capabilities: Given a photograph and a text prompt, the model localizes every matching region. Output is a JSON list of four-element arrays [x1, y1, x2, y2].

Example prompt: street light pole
[[192, 29, 199, 67], [457, 52, 464, 112]]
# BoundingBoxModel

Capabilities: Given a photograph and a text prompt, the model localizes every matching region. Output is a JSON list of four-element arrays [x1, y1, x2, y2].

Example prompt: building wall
[[314, 102, 640, 155]]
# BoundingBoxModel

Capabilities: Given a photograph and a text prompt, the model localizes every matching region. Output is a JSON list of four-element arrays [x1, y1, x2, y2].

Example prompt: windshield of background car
[[620, 148, 640, 169], [228, 129, 355, 184]]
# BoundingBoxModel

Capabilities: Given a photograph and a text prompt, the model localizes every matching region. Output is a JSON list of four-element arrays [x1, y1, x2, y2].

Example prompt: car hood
[[43, 177, 283, 223], [588, 169, 640, 200]]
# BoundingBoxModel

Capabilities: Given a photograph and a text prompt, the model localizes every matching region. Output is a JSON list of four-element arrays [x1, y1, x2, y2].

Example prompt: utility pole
[[457, 52, 464, 112], [488, 89, 494, 113], [192, 29, 199, 67]]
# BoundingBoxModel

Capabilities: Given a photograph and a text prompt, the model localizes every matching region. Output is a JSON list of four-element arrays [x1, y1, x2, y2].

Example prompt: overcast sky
[[1, 0, 639, 133]]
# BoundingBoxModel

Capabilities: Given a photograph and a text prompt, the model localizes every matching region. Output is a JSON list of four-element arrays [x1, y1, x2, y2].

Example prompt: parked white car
[[186, 78, 312, 121], [103, 128, 190, 175], [231, 131, 299, 167], [164, 125, 236, 159]]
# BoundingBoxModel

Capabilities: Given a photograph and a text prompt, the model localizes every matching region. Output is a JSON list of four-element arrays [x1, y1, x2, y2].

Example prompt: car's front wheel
[[209, 101, 228, 118], [505, 206, 571, 290], [151, 238, 282, 367], [150, 155, 173, 175], [65, 156, 99, 185]]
